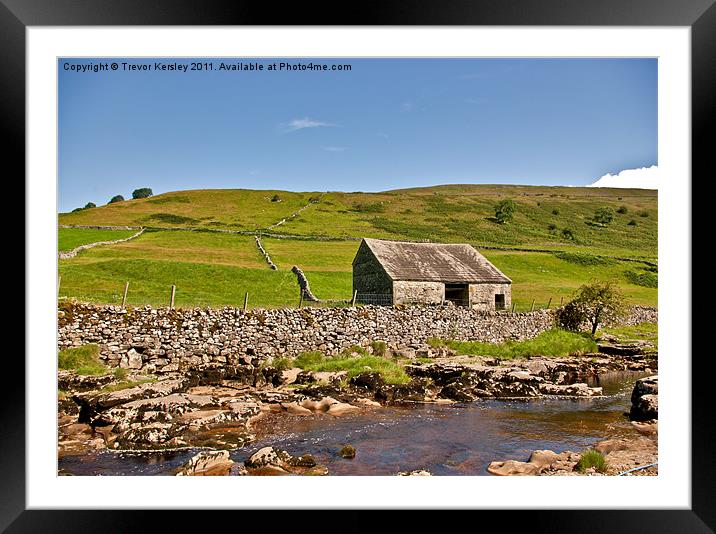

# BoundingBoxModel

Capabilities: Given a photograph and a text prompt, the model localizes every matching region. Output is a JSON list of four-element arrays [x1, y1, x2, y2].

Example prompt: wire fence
[[58, 279, 566, 313]]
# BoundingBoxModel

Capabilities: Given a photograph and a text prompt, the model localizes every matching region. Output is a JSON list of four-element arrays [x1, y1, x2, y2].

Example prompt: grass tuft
[[293, 351, 410, 384], [576, 449, 609, 473], [58, 344, 108, 376]]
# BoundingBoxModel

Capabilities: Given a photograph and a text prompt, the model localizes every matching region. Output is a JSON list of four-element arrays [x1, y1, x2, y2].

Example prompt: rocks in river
[[538, 383, 602, 397], [405, 362, 604, 401], [630, 375, 658, 421], [487, 460, 543, 476], [489, 430, 658, 477], [597, 340, 655, 356], [326, 402, 360, 416], [279, 402, 313, 415], [488, 450, 582, 476], [244, 446, 326, 475], [397, 469, 432, 476], [631, 394, 658, 421], [175, 450, 234, 476], [354, 397, 381, 408], [338, 445, 356, 459]]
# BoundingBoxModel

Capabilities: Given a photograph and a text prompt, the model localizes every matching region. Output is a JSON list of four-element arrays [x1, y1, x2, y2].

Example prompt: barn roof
[[360, 238, 511, 284]]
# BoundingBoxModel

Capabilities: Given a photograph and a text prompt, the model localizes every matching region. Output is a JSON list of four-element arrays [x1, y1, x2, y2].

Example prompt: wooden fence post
[[530, 299, 535, 312], [57, 275, 61, 298], [170, 285, 176, 309], [511, 302, 516, 314], [546, 297, 552, 309], [351, 290, 358, 307], [122, 281, 129, 309], [560, 296, 564, 307], [243, 292, 249, 312]]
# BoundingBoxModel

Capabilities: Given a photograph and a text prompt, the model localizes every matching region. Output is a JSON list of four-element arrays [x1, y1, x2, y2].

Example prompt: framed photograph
[[9, 0, 714, 530]]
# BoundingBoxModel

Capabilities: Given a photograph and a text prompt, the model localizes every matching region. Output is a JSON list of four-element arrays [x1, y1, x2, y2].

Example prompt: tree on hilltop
[[109, 195, 125, 204], [132, 188, 153, 199]]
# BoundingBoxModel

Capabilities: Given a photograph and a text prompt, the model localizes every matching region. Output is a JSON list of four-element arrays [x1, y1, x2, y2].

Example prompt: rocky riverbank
[[487, 374, 658, 476], [58, 335, 657, 472]]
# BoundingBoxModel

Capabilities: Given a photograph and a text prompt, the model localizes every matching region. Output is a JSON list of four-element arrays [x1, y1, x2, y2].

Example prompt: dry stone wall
[[57, 302, 657, 375]]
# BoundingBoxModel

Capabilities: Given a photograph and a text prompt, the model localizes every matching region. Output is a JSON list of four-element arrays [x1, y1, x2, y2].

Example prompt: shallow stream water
[[58, 371, 648, 476]]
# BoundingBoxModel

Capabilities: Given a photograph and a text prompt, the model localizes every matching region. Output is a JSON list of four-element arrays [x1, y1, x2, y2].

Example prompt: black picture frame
[[7, 0, 714, 530]]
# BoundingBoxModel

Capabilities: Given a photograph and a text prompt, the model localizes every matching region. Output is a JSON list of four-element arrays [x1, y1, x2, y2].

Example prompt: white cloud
[[322, 146, 346, 152], [283, 117, 333, 132], [589, 165, 659, 190], [400, 101, 413, 112]]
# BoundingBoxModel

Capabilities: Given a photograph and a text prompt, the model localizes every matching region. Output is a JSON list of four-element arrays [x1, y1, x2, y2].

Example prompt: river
[[58, 371, 646, 476]]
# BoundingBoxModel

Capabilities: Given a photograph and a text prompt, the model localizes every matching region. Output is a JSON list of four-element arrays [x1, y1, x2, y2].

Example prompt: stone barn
[[352, 238, 512, 310]]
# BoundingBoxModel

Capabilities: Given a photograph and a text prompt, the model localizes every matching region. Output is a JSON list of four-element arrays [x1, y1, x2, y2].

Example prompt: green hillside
[[58, 184, 658, 309]]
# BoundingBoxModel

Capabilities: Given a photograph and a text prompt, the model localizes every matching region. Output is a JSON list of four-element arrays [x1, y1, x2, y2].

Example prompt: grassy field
[[58, 184, 658, 309], [58, 228, 137, 252]]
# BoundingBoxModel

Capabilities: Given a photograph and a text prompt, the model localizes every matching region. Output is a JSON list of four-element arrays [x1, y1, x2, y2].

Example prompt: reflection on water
[[58, 372, 647, 476]]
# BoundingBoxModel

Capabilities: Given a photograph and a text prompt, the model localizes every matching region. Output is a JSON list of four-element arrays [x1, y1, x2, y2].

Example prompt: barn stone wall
[[469, 283, 512, 311], [393, 281, 444, 305], [352, 241, 393, 298]]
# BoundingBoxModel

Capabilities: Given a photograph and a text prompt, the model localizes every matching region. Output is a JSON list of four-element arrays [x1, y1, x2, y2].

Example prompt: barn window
[[495, 294, 506, 310], [445, 283, 469, 306]]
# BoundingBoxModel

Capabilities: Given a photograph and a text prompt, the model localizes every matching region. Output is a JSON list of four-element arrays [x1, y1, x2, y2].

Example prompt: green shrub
[[494, 199, 516, 224], [576, 450, 609, 473], [351, 202, 386, 213], [551, 208, 559, 215], [58, 344, 107, 376], [638, 210, 649, 217], [109, 195, 125, 204], [616, 206, 628, 214], [143, 213, 198, 225], [627, 219, 637, 226], [553, 252, 615, 266], [593, 207, 615, 225], [561, 228, 576, 241], [624, 269, 658, 288], [84, 202, 97, 209], [271, 194, 281, 202]]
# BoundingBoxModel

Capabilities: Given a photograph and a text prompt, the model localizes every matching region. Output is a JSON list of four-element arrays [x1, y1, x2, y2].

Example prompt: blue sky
[[58, 58, 657, 212]]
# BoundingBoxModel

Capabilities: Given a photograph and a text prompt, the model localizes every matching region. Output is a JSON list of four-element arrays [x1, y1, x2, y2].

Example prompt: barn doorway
[[494, 294, 506, 310], [445, 283, 469, 306]]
